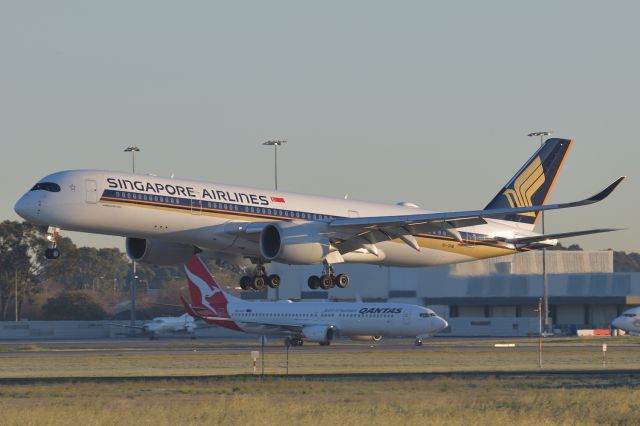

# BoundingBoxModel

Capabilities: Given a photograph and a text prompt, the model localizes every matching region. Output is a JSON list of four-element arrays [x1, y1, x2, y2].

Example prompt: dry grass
[[0, 376, 639, 425], [0, 343, 638, 378]]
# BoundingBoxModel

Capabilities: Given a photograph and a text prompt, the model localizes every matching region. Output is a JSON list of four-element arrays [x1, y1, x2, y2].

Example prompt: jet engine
[[126, 237, 197, 265], [349, 336, 382, 342], [259, 222, 331, 264], [301, 325, 335, 344]]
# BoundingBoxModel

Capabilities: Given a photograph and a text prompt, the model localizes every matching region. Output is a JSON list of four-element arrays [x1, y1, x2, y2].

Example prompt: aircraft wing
[[330, 177, 624, 231], [202, 177, 623, 256], [325, 177, 624, 253], [106, 322, 147, 330]]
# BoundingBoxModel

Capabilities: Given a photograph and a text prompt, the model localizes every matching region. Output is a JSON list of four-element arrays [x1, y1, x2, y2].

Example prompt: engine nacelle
[[126, 238, 197, 265], [349, 336, 382, 342], [301, 325, 334, 343], [259, 222, 330, 264]]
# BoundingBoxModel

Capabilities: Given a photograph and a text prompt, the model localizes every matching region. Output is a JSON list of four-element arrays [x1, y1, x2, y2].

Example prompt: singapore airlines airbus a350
[[15, 138, 624, 291]]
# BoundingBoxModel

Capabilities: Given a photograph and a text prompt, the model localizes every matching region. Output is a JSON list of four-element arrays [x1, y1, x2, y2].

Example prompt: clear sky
[[1, 1, 637, 251]]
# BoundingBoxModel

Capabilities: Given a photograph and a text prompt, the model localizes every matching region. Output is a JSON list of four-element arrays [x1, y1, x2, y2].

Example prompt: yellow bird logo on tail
[[502, 156, 546, 216]]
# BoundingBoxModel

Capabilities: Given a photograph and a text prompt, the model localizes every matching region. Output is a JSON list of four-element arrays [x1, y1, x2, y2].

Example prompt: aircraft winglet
[[586, 176, 626, 203]]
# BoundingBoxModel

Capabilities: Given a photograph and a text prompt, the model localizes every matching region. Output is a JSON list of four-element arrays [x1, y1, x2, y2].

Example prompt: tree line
[[0, 220, 240, 321], [1, 220, 638, 320]]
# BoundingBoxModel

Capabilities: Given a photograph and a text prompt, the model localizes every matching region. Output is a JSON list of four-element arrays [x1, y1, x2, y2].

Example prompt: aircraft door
[[191, 199, 202, 215], [402, 311, 411, 326], [85, 180, 98, 204]]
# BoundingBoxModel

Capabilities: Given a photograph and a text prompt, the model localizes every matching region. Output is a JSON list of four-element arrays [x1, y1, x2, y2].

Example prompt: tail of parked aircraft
[[484, 138, 572, 230], [184, 255, 236, 318]]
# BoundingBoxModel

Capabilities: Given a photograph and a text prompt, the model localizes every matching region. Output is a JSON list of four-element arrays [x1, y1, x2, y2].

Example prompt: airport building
[[249, 250, 640, 336]]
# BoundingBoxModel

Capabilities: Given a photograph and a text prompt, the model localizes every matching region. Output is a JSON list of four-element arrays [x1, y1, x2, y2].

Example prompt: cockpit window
[[30, 182, 61, 192], [420, 312, 437, 317], [624, 313, 637, 318]]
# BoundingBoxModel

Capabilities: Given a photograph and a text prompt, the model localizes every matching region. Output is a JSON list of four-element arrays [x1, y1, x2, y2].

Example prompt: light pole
[[262, 140, 287, 191], [124, 146, 140, 334], [528, 131, 552, 334], [263, 140, 287, 300], [123, 146, 140, 174]]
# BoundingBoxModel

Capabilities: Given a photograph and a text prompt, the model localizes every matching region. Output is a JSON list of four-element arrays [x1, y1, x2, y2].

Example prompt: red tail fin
[[184, 255, 230, 318]]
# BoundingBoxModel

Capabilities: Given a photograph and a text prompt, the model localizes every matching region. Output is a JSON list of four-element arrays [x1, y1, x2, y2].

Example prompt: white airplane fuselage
[[15, 169, 536, 267], [205, 299, 447, 340], [612, 307, 640, 334]]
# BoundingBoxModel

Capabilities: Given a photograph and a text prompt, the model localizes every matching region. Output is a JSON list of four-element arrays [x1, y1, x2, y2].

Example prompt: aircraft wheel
[[45, 248, 60, 259], [240, 276, 252, 290], [319, 341, 331, 346], [308, 275, 320, 290], [319, 275, 333, 290], [414, 338, 423, 347], [267, 274, 281, 289], [252, 276, 266, 291], [335, 274, 349, 288]]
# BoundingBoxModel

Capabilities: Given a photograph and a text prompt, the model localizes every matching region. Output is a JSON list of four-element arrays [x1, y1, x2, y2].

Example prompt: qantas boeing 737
[[181, 255, 448, 346], [14, 138, 623, 290]]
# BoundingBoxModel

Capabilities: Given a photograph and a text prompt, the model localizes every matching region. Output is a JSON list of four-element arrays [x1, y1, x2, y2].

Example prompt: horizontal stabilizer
[[490, 228, 623, 246]]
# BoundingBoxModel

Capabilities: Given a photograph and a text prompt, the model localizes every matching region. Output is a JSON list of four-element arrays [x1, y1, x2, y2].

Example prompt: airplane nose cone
[[14, 196, 29, 219], [439, 318, 449, 331], [611, 318, 623, 330]]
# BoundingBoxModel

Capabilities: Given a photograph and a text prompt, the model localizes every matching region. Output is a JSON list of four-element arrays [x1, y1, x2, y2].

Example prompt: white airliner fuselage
[[183, 255, 448, 346], [15, 169, 537, 266], [612, 307, 640, 335], [14, 138, 623, 290]]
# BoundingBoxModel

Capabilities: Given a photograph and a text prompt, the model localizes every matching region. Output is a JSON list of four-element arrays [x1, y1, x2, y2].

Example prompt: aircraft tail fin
[[484, 138, 572, 230], [184, 255, 233, 318]]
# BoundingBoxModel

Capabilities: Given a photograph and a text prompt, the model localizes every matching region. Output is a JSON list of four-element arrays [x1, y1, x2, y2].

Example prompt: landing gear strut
[[44, 226, 61, 260], [285, 337, 303, 347], [240, 263, 280, 291], [308, 263, 349, 290]]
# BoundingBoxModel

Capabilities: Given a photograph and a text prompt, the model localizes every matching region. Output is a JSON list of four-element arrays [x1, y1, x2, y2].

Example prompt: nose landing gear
[[44, 226, 61, 259]]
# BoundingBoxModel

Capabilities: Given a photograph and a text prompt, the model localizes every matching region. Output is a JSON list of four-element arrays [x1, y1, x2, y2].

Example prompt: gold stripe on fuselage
[[101, 197, 521, 258]]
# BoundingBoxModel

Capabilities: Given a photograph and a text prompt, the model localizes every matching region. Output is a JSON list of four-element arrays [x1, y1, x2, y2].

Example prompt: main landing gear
[[44, 226, 61, 260], [240, 263, 281, 291], [307, 263, 349, 290], [285, 337, 303, 347]]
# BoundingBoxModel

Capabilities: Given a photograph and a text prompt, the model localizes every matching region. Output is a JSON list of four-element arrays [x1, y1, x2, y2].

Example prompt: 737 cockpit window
[[624, 313, 637, 318], [30, 182, 61, 192], [419, 312, 437, 318]]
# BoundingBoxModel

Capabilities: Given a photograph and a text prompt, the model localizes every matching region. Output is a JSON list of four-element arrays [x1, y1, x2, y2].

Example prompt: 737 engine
[[126, 237, 197, 265], [259, 222, 331, 264], [301, 325, 335, 344]]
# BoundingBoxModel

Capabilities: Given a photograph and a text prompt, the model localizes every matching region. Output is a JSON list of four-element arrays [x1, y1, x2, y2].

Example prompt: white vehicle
[[611, 307, 640, 334], [109, 313, 197, 339], [14, 138, 623, 290], [181, 255, 448, 346]]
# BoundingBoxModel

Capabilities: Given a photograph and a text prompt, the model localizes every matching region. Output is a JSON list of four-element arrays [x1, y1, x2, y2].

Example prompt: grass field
[[1, 376, 640, 425], [0, 337, 639, 424], [0, 337, 638, 378]]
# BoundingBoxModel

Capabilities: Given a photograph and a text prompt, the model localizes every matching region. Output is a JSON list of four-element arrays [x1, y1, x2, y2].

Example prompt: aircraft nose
[[611, 317, 623, 329], [438, 317, 449, 331], [14, 195, 31, 220]]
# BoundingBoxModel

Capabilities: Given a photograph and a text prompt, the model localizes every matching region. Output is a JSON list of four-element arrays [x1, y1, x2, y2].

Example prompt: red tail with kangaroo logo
[[184, 255, 230, 318]]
